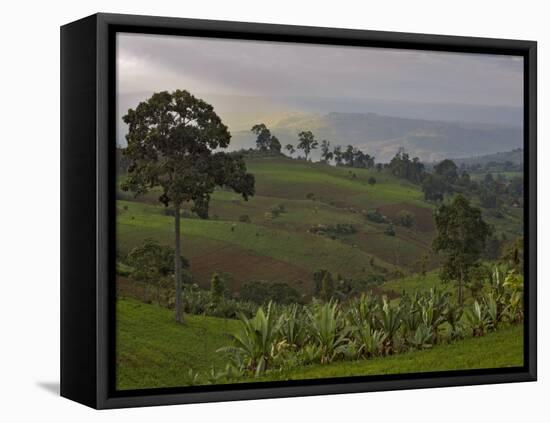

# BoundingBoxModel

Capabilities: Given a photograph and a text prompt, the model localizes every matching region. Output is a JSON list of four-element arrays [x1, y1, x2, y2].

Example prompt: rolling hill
[[117, 157, 438, 292], [116, 155, 523, 294]]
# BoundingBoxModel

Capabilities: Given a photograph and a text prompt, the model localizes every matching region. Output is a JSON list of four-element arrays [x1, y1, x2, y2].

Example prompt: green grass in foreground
[[116, 297, 239, 390], [116, 297, 523, 390]]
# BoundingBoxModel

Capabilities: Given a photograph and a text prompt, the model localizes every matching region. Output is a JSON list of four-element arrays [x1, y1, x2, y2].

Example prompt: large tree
[[122, 90, 255, 323], [433, 195, 491, 305], [297, 130, 318, 161]]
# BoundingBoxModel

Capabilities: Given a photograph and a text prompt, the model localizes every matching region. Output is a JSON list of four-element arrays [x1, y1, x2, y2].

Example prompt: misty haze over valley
[[117, 92, 523, 163]]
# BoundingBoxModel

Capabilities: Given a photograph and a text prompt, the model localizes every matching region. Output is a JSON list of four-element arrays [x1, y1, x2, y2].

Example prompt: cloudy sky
[[117, 32, 523, 107]]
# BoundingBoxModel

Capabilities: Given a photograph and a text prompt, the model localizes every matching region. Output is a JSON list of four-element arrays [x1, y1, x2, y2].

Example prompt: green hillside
[[117, 157, 440, 292], [116, 298, 239, 390]]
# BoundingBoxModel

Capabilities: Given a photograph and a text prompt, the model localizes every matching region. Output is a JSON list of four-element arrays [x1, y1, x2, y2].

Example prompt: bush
[[239, 214, 251, 223], [270, 203, 286, 218], [395, 210, 415, 228], [365, 209, 387, 224], [384, 224, 396, 236], [239, 280, 302, 305], [182, 284, 256, 319], [116, 261, 132, 277], [309, 223, 357, 238], [368, 176, 376, 185], [210, 273, 226, 301]]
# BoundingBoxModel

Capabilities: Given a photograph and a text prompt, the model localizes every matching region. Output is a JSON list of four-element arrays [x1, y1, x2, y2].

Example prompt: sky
[[115, 32, 524, 159], [117, 32, 523, 107]]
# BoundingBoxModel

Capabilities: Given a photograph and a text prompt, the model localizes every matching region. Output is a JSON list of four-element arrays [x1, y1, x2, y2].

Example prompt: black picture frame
[[60, 12, 537, 409]]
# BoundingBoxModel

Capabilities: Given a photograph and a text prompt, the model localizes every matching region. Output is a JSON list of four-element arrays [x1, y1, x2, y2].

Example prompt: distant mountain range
[[231, 111, 523, 163], [117, 92, 523, 163], [451, 148, 524, 167]]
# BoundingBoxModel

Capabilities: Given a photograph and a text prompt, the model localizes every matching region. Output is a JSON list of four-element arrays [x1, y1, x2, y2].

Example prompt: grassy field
[[117, 199, 398, 291], [116, 297, 523, 390], [117, 157, 443, 290], [116, 297, 239, 390]]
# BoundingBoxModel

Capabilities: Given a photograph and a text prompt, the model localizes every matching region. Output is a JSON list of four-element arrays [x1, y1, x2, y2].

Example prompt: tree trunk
[[174, 205, 184, 323], [458, 268, 464, 306]]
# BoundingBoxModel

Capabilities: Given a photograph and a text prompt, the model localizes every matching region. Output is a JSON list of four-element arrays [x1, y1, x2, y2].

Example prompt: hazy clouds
[[117, 32, 523, 108]]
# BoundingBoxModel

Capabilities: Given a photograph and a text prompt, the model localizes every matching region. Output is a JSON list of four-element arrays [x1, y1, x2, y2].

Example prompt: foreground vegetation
[[257, 324, 523, 382], [212, 267, 522, 380], [116, 297, 523, 389], [116, 263, 523, 389]]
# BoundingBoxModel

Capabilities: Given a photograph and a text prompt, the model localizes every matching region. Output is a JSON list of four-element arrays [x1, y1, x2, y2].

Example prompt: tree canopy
[[297, 130, 318, 160], [434, 159, 459, 185], [251, 123, 281, 153], [388, 149, 424, 183], [320, 140, 333, 163], [433, 195, 492, 304], [122, 90, 255, 322]]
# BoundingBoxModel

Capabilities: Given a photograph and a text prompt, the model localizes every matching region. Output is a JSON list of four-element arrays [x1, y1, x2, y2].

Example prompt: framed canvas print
[[60, 13, 537, 409]]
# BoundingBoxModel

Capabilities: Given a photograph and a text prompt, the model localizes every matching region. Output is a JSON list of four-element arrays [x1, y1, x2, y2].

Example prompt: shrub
[[376, 298, 401, 354], [309, 223, 357, 238], [182, 284, 256, 318], [384, 224, 396, 236], [368, 176, 377, 185], [213, 272, 525, 381], [464, 300, 490, 337], [365, 209, 387, 223], [269, 203, 287, 219], [238, 214, 251, 223], [395, 210, 415, 228], [277, 304, 307, 349], [217, 302, 280, 375], [307, 301, 348, 364], [239, 280, 301, 305], [408, 324, 434, 349], [210, 273, 226, 301], [116, 261, 132, 277]]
